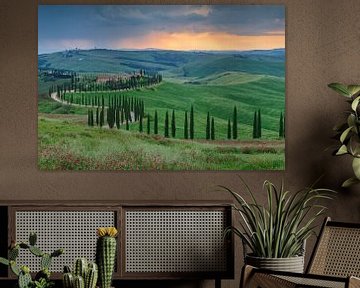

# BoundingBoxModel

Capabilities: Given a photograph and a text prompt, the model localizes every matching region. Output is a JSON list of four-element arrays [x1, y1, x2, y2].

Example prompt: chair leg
[[215, 278, 221, 288]]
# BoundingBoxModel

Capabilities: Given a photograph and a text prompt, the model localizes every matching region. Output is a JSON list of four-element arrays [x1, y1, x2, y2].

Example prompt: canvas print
[[38, 5, 285, 171]]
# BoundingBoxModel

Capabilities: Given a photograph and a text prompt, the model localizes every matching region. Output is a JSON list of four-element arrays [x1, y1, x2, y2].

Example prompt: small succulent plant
[[0, 232, 63, 288]]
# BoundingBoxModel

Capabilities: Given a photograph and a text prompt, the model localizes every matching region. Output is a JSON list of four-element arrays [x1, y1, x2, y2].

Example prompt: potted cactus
[[62, 258, 98, 288], [96, 227, 118, 288], [0, 232, 63, 288]]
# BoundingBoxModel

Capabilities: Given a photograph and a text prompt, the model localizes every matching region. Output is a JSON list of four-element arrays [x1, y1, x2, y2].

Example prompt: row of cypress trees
[[87, 105, 285, 139], [49, 70, 162, 95]]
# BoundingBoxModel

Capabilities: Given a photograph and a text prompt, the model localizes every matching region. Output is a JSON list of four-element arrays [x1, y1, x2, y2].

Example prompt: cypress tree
[[154, 110, 158, 134], [171, 109, 176, 138], [90, 110, 94, 126], [232, 106, 238, 139], [253, 111, 258, 139], [279, 112, 284, 138], [100, 107, 104, 127], [87, 110, 91, 126], [211, 117, 215, 140], [147, 113, 151, 134], [121, 108, 124, 124], [184, 111, 189, 139], [126, 118, 129, 130], [258, 109, 262, 138], [227, 118, 231, 140], [139, 113, 143, 132], [116, 108, 120, 129], [190, 105, 194, 139], [283, 114, 286, 138], [164, 111, 169, 137], [206, 112, 210, 140]]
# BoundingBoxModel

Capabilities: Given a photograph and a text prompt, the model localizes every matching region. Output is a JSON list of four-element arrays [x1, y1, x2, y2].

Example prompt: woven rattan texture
[[125, 210, 227, 273], [277, 275, 345, 288], [249, 273, 297, 288], [15, 211, 115, 272], [309, 226, 360, 277]]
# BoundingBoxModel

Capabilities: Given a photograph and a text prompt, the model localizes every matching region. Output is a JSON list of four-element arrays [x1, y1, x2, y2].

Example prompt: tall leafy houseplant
[[222, 180, 333, 271], [328, 83, 360, 187]]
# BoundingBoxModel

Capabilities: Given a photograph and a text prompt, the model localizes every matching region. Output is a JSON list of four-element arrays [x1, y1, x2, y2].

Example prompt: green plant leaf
[[351, 96, 360, 111], [328, 83, 352, 97], [347, 114, 356, 128], [340, 127, 353, 143], [352, 157, 360, 179], [336, 145, 348, 155], [349, 135, 360, 156], [342, 177, 360, 188], [347, 85, 360, 97], [0, 257, 9, 266]]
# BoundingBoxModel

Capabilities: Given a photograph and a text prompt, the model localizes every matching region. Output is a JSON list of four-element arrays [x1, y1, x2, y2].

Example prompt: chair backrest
[[307, 217, 360, 277]]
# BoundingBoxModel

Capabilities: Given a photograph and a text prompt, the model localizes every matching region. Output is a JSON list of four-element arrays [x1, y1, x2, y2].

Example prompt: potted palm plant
[[222, 179, 334, 273], [328, 83, 360, 187]]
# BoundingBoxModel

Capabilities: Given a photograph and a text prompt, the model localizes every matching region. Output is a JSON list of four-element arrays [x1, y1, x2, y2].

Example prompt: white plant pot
[[245, 254, 305, 273]]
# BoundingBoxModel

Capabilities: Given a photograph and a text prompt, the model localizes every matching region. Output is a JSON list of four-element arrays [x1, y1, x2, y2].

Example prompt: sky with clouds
[[38, 5, 285, 54]]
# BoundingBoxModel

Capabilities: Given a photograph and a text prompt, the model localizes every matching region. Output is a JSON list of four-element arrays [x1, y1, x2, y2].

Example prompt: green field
[[38, 48, 285, 170], [38, 116, 284, 170]]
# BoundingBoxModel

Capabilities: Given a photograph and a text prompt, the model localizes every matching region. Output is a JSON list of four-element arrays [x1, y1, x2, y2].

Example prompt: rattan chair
[[241, 217, 360, 288]]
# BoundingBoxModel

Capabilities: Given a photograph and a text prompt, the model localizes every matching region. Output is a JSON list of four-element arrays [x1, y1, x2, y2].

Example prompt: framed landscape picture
[[38, 4, 285, 171]]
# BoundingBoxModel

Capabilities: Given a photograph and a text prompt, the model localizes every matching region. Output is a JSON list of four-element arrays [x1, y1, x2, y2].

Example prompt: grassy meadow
[[38, 49, 285, 170]]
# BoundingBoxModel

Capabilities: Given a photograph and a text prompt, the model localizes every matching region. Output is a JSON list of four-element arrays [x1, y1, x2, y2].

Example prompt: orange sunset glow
[[115, 31, 285, 51]]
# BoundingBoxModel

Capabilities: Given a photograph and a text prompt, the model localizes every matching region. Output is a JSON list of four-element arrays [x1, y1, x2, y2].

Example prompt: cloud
[[38, 5, 285, 53], [113, 31, 285, 51]]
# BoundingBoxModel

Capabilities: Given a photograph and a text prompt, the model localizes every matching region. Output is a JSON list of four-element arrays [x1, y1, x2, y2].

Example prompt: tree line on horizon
[[48, 69, 162, 98]]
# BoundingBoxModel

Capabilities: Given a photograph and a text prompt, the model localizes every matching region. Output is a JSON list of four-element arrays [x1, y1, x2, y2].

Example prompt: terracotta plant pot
[[245, 254, 305, 273]]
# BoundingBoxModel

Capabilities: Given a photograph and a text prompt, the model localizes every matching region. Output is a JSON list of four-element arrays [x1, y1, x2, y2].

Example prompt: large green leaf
[[336, 145, 348, 156], [351, 96, 360, 111], [328, 83, 352, 97], [352, 157, 360, 179], [347, 85, 360, 97], [329, 83, 360, 97], [340, 127, 353, 143], [342, 177, 360, 188]]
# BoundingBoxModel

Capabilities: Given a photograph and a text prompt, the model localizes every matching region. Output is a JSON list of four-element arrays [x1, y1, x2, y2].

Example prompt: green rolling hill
[[38, 48, 285, 170]]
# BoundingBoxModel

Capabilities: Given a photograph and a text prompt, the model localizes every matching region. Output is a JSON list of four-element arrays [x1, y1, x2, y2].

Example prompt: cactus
[[29, 232, 37, 246], [29, 245, 44, 257], [74, 275, 85, 288], [63, 272, 74, 288], [35, 268, 50, 281], [74, 258, 88, 279], [9, 246, 19, 260], [85, 263, 98, 288], [18, 267, 32, 288], [10, 260, 20, 276], [96, 227, 118, 288], [63, 259, 98, 288], [41, 253, 52, 270], [64, 265, 72, 273], [0, 233, 63, 288]]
